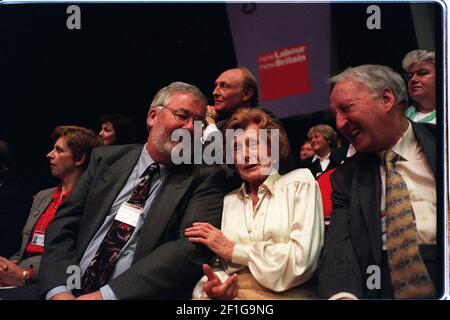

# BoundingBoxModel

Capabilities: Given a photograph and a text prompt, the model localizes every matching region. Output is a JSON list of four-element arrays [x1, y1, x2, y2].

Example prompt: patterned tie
[[384, 150, 435, 298], [76, 163, 159, 295]]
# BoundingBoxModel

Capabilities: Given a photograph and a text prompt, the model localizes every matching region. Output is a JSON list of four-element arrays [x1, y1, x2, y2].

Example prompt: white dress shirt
[[379, 122, 436, 248], [312, 152, 331, 172]]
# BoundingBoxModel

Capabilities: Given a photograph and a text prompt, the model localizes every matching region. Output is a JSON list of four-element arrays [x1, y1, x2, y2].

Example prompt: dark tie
[[76, 163, 159, 295], [384, 150, 435, 298], [311, 158, 322, 178]]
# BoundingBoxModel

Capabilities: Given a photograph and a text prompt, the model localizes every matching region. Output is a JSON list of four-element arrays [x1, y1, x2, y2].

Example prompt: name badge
[[31, 231, 45, 247], [114, 203, 143, 227]]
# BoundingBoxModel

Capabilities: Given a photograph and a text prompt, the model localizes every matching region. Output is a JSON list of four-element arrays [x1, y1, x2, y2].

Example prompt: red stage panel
[[258, 44, 311, 101]]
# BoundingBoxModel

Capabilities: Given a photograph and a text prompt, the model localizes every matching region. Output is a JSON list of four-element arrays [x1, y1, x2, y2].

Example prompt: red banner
[[258, 44, 311, 101]]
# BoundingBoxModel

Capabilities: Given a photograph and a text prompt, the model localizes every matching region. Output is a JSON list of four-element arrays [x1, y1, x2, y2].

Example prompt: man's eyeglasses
[[160, 106, 207, 127]]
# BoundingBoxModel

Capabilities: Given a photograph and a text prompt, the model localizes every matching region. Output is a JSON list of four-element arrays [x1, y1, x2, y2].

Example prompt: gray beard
[[150, 123, 173, 159]]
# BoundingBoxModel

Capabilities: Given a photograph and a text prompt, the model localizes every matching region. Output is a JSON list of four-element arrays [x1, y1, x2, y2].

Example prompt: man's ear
[[147, 108, 157, 129], [381, 87, 396, 113], [242, 88, 254, 104], [74, 154, 86, 168]]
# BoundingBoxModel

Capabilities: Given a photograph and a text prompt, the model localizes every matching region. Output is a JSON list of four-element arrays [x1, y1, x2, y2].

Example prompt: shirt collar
[[379, 122, 418, 162], [237, 169, 280, 199], [312, 152, 331, 162], [138, 144, 167, 178], [346, 144, 357, 158]]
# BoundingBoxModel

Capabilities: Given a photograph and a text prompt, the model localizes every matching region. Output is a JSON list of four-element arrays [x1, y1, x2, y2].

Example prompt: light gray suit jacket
[[10, 187, 56, 282]]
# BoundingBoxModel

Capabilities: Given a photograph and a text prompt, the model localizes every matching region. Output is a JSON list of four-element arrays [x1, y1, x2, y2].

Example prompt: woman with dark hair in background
[[98, 113, 137, 145]]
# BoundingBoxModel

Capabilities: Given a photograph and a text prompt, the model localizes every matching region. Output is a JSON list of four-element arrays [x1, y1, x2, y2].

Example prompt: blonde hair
[[307, 124, 337, 147], [402, 49, 435, 71]]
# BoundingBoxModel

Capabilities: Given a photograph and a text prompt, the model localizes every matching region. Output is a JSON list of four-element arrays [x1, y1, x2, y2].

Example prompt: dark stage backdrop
[[0, 3, 237, 192]]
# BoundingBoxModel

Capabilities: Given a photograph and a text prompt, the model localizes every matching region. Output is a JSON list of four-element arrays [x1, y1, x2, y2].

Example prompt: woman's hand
[[0, 257, 26, 287], [202, 264, 238, 300], [185, 222, 234, 260]]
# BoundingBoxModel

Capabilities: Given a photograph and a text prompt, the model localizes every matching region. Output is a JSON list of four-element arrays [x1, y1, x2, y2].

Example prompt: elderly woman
[[402, 49, 436, 124], [99, 113, 137, 145], [0, 126, 102, 290], [186, 108, 324, 299]]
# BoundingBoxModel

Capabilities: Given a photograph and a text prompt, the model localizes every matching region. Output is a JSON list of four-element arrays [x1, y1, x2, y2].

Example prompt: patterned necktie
[[384, 150, 435, 298], [77, 163, 159, 295]]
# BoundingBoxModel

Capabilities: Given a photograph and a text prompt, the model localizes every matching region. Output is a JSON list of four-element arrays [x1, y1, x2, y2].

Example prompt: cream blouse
[[193, 169, 324, 296]]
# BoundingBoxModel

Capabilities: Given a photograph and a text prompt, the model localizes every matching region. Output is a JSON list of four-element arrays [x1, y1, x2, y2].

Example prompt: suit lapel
[[29, 190, 54, 226], [18, 189, 55, 260], [134, 165, 193, 260], [411, 121, 436, 177], [354, 154, 383, 265], [80, 147, 143, 249]]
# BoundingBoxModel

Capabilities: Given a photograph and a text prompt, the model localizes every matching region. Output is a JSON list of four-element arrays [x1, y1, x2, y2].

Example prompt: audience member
[[99, 113, 137, 145], [204, 67, 260, 133], [0, 126, 101, 297], [305, 124, 345, 178], [319, 64, 438, 299], [402, 50, 436, 124], [296, 140, 314, 169], [188, 108, 323, 299], [37, 82, 225, 300], [299, 140, 314, 161]]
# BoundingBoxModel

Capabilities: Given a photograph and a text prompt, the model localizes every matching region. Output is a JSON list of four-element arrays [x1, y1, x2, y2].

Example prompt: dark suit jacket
[[40, 144, 225, 299], [10, 187, 55, 281], [318, 122, 441, 299], [303, 148, 347, 179]]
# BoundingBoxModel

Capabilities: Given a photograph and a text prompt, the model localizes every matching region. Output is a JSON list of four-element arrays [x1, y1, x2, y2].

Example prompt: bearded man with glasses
[[34, 82, 225, 300]]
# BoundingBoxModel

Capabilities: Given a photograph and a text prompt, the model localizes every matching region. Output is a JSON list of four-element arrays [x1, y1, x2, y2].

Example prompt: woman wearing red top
[[0, 126, 102, 287]]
